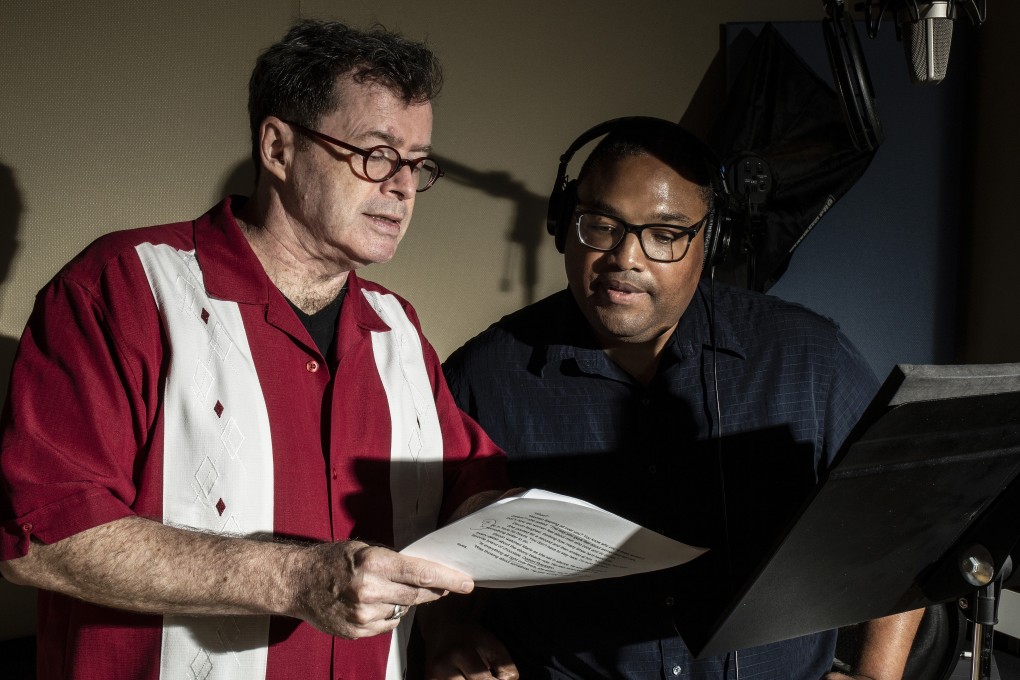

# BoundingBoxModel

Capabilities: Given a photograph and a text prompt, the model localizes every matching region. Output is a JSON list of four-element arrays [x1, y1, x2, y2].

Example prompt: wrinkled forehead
[[327, 77, 434, 147]]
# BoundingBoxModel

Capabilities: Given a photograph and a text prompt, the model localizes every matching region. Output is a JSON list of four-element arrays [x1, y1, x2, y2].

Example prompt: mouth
[[595, 277, 648, 304], [365, 212, 403, 234]]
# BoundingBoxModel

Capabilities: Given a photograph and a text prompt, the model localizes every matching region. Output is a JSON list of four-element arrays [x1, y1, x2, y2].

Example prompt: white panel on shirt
[[362, 289, 444, 680], [137, 243, 273, 680]]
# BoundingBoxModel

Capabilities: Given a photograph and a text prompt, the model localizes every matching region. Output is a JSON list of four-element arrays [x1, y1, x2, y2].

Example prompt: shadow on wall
[[220, 157, 256, 202], [0, 162, 23, 401], [433, 154, 548, 305], [0, 161, 37, 679]]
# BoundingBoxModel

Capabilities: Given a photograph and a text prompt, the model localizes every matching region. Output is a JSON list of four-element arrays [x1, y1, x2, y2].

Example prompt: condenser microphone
[[896, 1, 956, 85]]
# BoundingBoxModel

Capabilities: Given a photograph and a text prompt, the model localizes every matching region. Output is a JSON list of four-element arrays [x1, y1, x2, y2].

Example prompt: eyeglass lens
[[363, 147, 441, 192], [576, 213, 693, 262]]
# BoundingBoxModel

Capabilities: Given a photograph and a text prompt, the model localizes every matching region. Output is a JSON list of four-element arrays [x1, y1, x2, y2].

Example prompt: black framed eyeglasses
[[574, 210, 707, 263], [283, 119, 444, 192]]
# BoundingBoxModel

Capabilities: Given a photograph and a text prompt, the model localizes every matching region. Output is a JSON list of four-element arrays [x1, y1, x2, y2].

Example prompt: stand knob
[[960, 544, 995, 587]]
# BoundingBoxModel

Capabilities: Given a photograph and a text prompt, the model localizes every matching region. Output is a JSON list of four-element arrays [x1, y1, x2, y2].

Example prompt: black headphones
[[545, 116, 730, 268], [822, 0, 883, 151]]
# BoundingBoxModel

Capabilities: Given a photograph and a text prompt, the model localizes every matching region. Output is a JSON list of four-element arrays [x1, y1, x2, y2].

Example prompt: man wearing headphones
[[425, 118, 922, 679]]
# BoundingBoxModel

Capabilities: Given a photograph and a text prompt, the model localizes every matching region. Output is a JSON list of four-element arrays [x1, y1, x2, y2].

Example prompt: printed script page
[[400, 489, 707, 588]]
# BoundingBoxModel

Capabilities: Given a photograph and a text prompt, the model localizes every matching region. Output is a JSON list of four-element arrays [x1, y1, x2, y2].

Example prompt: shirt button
[[665, 596, 675, 607], [20, 523, 32, 533], [331, 466, 337, 480], [672, 665, 682, 676], [648, 464, 658, 474], [305, 360, 319, 373]]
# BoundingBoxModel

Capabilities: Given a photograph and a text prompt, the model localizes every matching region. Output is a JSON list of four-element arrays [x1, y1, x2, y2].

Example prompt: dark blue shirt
[[443, 281, 879, 680]]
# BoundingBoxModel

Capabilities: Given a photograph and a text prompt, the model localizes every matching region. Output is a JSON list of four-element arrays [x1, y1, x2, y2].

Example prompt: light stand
[[719, 152, 772, 290], [958, 552, 1012, 680]]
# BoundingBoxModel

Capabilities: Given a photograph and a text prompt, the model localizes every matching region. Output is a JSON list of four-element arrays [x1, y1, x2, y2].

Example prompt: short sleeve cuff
[[1, 489, 135, 561]]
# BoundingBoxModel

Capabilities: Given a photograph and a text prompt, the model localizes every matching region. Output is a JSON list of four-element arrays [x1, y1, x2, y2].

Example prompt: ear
[[256, 117, 292, 183]]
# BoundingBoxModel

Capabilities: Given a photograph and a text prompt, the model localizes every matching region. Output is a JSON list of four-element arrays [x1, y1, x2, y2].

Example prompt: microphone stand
[[959, 553, 1012, 680]]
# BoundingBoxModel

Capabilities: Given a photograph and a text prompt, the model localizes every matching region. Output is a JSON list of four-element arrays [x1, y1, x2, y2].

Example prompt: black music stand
[[684, 363, 1020, 680]]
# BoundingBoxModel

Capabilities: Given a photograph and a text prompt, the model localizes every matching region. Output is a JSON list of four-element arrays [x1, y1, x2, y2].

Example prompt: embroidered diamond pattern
[[175, 274, 198, 316], [192, 360, 214, 400], [214, 401, 224, 418], [407, 426, 422, 462], [397, 334, 429, 419], [189, 649, 213, 680], [216, 616, 243, 653], [220, 514, 242, 535], [194, 457, 219, 499], [201, 308, 210, 324], [209, 322, 233, 360], [221, 417, 245, 461], [215, 498, 226, 516]]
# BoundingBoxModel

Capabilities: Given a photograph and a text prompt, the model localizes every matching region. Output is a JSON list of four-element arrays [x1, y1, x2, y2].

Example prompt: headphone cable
[[709, 267, 734, 591]]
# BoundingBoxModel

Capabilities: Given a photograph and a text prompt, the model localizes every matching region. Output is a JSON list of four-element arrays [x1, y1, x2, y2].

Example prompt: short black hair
[[247, 19, 443, 176], [577, 119, 717, 208]]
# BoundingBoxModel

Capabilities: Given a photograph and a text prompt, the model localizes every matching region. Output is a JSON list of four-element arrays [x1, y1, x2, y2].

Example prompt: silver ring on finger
[[385, 603, 406, 621]]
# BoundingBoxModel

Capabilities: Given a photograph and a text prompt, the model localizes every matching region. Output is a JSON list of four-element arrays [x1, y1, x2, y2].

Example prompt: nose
[[606, 232, 645, 269], [382, 162, 416, 200]]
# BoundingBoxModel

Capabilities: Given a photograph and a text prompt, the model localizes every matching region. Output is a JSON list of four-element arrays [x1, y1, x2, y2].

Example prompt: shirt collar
[[193, 196, 272, 305], [669, 279, 746, 361]]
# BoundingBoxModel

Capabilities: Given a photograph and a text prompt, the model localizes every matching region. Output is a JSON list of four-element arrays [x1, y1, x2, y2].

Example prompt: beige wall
[[0, 0, 1015, 639], [0, 1, 819, 362]]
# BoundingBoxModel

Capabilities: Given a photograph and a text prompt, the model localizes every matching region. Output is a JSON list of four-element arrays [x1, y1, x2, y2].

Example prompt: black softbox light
[[709, 23, 879, 293]]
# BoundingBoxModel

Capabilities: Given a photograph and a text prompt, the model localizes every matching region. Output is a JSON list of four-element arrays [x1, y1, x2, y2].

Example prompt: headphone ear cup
[[702, 205, 718, 268], [551, 180, 577, 253], [703, 201, 736, 269]]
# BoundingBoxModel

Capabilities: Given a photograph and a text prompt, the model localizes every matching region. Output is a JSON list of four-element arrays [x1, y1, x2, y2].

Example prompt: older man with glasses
[[0, 19, 509, 680]]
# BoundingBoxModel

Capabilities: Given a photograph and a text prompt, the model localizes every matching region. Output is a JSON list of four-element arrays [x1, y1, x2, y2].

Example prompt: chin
[[355, 243, 401, 267], [591, 316, 650, 344]]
